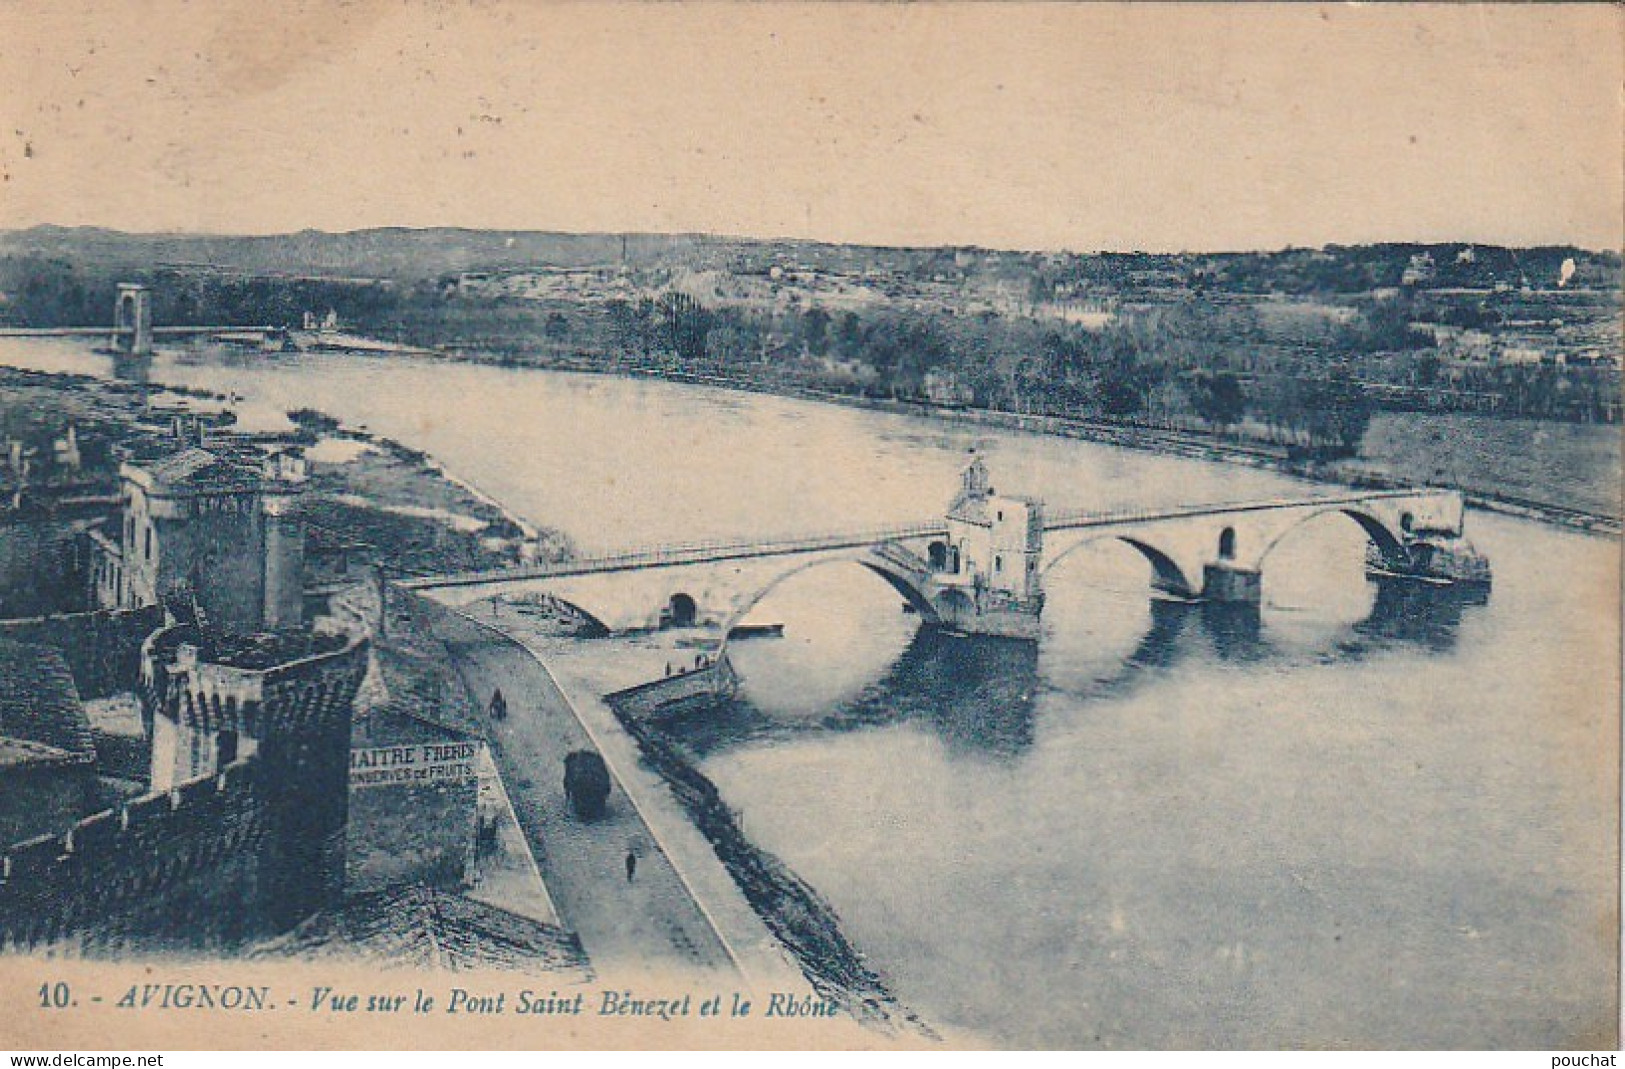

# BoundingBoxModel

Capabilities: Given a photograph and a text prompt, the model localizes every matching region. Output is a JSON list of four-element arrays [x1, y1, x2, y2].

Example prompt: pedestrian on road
[[625, 850, 637, 883], [489, 687, 507, 721]]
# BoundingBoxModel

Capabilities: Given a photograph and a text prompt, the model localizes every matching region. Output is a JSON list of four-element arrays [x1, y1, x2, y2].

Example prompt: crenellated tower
[[140, 621, 367, 932]]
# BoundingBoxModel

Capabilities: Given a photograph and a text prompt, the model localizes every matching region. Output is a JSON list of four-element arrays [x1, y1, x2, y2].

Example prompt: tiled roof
[[141, 447, 261, 492], [144, 447, 222, 482], [0, 736, 79, 770], [0, 638, 93, 768], [253, 886, 592, 977], [946, 494, 992, 526], [353, 699, 478, 749]]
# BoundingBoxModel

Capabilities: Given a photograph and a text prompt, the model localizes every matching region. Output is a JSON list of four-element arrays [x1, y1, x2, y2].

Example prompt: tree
[[1320, 372, 1375, 456], [1147, 378, 1195, 429], [1191, 370, 1246, 437], [1096, 353, 1156, 418], [801, 306, 831, 357], [604, 298, 656, 358], [1342, 296, 1433, 353], [658, 292, 713, 364], [835, 312, 863, 360]]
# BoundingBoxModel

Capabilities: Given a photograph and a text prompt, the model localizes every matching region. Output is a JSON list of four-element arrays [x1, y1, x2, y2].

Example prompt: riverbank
[[418, 349, 1622, 537], [603, 681, 934, 1039], [0, 364, 577, 585], [302, 428, 574, 578]]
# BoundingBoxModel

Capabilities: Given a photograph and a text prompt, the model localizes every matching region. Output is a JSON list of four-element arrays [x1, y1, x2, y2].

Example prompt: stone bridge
[[402, 462, 1490, 647], [405, 522, 960, 635]]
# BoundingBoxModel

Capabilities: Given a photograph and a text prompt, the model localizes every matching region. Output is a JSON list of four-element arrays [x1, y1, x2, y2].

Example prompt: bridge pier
[[1200, 561, 1263, 605], [1365, 532, 1492, 592], [110, 283, 153, 357], [933, 587, 1046, 641]]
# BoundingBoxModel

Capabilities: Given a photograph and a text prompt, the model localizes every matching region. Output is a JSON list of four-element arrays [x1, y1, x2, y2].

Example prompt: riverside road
[[426, 605, 735, 977]]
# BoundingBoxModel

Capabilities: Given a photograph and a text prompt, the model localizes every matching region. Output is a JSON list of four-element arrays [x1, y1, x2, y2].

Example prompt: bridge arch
[[1252, 505, 1407, 570], [716, 546, 942, 656], [1041, 532, 1199, 598], [538, 595, 613, 636], [443, 586, 614, 636], [666, 592, 698, 627]]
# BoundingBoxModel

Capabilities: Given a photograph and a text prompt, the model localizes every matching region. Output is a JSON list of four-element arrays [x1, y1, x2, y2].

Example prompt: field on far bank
[[1360, 411, 1621, 519]]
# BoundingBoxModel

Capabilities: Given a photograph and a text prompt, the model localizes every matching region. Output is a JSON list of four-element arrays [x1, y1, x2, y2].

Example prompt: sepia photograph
[[0, 1, 1618, 1053]]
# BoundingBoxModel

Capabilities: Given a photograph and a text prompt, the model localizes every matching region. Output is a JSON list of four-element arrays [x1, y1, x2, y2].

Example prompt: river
[[2, 339, 1617, 1049]]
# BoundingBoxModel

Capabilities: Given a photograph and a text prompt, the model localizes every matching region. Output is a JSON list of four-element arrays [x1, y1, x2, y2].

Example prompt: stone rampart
[[0, 759, 268, 952]]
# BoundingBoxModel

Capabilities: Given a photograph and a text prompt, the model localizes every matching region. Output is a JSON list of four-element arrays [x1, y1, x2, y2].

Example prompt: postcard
[[0, 2, 1617, 1051]]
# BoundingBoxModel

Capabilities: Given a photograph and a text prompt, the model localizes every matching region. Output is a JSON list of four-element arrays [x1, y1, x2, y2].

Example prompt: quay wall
[[601, 683, 930, 1037], [605, 659, 737, 721]]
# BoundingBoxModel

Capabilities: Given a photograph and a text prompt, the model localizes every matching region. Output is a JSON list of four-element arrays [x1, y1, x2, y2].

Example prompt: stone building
[[937, 458, 1045, 602], [139, 620, 368, 932], [0, 411, 384, 953], [345, 700, 483, 894], [94, 445, 306, 634], [0, 614, 368, 951]]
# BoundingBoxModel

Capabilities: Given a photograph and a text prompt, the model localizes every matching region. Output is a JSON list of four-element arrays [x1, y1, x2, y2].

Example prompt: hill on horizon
[[1, 224, 1616, 285]]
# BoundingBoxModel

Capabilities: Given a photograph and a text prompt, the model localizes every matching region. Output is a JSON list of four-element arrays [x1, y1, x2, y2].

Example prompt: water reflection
[[833, 630, 1039, 758], [673, 578, 1483, 761], [1129, 597, 1196, 670], [665, 629, 1041, 759], [1351, 576, 1479, 650], [1198, 599, 1265, 662], [1208, 577, 1472, 665], [110, 350, 151, 384], [1237, 576, 1473, 661]]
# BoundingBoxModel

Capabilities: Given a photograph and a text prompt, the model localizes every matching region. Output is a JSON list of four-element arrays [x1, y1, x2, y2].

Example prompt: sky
[[0, 2, 1620, 253]]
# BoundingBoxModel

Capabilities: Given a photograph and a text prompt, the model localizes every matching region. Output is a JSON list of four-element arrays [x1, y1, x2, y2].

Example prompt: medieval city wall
[[143, 626, 369, 932], [0, 758, 270, 953], [0, 629, 369, 953]]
